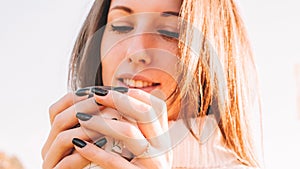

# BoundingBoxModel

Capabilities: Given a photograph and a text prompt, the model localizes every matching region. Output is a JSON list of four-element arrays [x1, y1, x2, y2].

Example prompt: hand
[[41, 89, 104, 169], [72, 88, 173, 169]]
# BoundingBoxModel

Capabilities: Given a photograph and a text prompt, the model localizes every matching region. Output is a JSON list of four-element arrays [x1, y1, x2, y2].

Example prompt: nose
[[126, 34, 152, 65], [128, 52, 151, 65]]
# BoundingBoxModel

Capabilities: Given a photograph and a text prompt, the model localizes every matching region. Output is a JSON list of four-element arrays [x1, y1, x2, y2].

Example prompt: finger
[[93, 88, 167, 140], [42, 97, 101, 159], [73, 138, 139, 169], [53, 152, 90, 169], [125, 89, 171, 149], [94, 88, 166, 123], [77, 112, 150, 156], [43, 127, 101, 168], [127, 88, 169, 129], [127, 88, 164, 106], [49, 91, 90, 125]]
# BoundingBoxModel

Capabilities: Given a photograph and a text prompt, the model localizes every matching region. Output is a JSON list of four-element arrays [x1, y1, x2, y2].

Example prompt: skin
[[101, 0, 181, 119], [42, 0, 182, 168]]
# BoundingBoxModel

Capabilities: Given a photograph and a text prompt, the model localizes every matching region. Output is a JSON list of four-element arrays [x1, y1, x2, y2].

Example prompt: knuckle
[[48, 92, 74, 122], [65, 92, 75, 103], [53, 132, 72, 152], [54, 132, 71, 149], [56, 132, 69, 145], [121, 124, 138, 138], [48, 104, 58, 122], [55, 129, 79, 150], [133, 104, 149, 116], [52, 113, 67, 131]]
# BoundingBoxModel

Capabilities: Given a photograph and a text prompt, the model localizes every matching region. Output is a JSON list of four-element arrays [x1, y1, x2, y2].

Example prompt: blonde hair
[[178, 0, 262, 167], [68, 0, 263, 167]]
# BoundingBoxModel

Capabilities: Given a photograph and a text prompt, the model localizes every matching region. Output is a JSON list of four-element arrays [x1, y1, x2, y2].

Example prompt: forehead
[[109, 0, 182, 13]]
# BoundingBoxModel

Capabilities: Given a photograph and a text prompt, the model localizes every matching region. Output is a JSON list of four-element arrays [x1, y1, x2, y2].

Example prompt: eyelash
[[110, 24, 179, 40], [111, 24, 133, 33], [157, 30, 179, 40]]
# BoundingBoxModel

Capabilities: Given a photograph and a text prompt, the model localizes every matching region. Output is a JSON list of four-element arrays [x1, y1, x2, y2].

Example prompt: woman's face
[[101, 0, 182, 112]]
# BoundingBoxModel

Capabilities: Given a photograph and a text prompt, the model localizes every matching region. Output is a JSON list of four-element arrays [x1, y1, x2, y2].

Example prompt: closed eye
[[111, 24, 134, 33], [157, 30, 179, 39]]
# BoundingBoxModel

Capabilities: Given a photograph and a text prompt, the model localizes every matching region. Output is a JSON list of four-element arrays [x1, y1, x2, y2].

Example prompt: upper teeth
[[122, 78, 156, 88]]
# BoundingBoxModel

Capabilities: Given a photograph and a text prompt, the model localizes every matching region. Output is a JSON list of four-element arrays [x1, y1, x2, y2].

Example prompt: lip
[[116, 73, 161, 92]]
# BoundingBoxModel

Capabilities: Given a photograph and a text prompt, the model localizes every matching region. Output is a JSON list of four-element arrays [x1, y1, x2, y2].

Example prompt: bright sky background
[[0, 0, 299, 168]]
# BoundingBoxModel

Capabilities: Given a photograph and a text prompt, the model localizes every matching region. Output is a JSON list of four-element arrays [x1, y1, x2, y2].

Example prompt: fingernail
[[87, 93, 103, 106], [113, 87, 128, 93], [76, 112, 92, 121], [88, 94, 94, 98], [75, 88, 90, 96], [72, 138, 87, 148], [103, 86, 128, 93], [91, 87, 108, 96], [94, 138, 107, 148], [94, 100, 103, 106], [70, 123, 81, 129]]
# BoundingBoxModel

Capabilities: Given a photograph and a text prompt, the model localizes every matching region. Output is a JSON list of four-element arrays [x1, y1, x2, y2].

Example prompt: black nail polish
[[88, 94, 103, 106], [72, 138, 87, 148], [75, 88, 90, 96], [113, 87, 128, 93], [91, 87, 108, 96], [70, 123, 81, 129], [95, 100, 103, 106], [94, 138, 107, 148], [88, 94, 94, 98], [76, 112, 92, 121]]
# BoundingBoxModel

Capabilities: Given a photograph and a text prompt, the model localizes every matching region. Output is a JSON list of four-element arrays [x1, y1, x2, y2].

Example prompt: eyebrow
[[110, 6, 133, 13], [110, 6, 179, 17]]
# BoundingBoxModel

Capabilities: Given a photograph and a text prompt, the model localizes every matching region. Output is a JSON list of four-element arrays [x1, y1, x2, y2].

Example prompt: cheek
[[101, 33, 127, 85], [101, 50, 125, 85], [153, 46, 179, 76]]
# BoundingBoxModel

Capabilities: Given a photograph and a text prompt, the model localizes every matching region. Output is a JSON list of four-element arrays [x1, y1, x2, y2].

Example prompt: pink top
[[85, 115, 258, 169], [170, 116, 257, 169]]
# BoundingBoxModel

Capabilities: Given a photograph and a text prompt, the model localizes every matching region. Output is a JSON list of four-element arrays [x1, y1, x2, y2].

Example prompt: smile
[[118, 78, 160, 88]]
